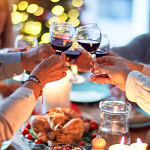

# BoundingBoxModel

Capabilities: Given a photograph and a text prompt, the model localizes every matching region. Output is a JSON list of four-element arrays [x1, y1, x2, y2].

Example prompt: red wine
[[78, 39, 100, 54], [96, 49, 108, 58], [65, 50, 81, 63], [51, 37, 72, 55]]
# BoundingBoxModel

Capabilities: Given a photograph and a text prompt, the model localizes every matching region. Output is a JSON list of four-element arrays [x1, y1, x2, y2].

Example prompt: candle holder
[[99, 100, 132, 150]]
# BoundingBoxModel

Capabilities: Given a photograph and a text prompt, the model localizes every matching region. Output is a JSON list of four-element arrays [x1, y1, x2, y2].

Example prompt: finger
[[90, 67, 95, 73], [91, 75, 114, 84]]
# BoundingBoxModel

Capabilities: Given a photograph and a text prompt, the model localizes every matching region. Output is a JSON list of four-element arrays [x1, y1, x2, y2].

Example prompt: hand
[[30, 55, 68, 87], [21, 43, 55, 71], [90, 56, 131, 91], [62, 49, 92, 72]]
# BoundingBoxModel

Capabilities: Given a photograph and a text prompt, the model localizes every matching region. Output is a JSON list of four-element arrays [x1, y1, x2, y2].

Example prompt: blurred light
[[72, 0, 83, 7], [24, 21, 42, 35], [13, 4, 17, 12], [21, 12, 28, 22], [50, 0, 60, 2], [11, 12, 22, 24], [34, 7, 44, 16], [41, 33, 50, 43], [14, 23, 23, 31], [27, 4, 39, 14], [48, 16, 60, 25], [51, 5, 64, 16], [18, 1, 29, 11], [68, 9, 79, 18], [59, 13, 68, 22], [68, 18, 80, 27], [39, 41, 44, 44]]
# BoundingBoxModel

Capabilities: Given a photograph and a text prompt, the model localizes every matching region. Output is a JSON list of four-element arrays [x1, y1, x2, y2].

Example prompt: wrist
[[21, 52, 28, 70]]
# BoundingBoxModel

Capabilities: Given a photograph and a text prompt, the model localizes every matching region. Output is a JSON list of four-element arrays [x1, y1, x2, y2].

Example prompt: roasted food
[[30, 107, 84, 144]]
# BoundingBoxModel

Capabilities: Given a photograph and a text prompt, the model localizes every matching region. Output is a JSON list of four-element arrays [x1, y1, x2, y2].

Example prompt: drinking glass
[[13, 34, 38, 81], [99, 100, 132, 149], [49, 22, 75, 55], [76, 23, 101, 57]]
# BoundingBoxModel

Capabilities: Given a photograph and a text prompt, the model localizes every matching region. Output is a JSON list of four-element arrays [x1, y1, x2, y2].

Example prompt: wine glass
[[13, 34, 38, 81], [64, 42, 85, 84], [76, 23, 101, 57], [49, 22, 75, 55]]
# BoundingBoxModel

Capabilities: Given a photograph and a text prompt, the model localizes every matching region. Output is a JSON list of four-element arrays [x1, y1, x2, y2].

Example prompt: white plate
[[70, 81, 111, 103]]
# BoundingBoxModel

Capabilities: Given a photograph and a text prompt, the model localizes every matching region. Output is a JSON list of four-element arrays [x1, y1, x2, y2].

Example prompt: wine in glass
[[76, 23, 101, 57], [49, 22, 75, 55]]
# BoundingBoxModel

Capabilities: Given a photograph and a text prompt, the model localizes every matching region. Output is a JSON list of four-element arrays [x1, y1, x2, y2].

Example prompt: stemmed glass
[[76, 23, 101, 58], [13, 34, 38, 81], [49, 22, 75, 56]]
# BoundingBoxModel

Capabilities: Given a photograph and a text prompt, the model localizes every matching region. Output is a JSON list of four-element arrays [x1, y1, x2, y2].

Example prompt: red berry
[[34, 139, 42, 144], [25, 134, 33, 140], [82, 119, 88, 123], [90, 120, 97, 124], [92, 133, 97, 139], [26, 122, 31, 129], [21, 128, 29, 135], [90, 122, 98, 131], [78, 141, 85, 146]]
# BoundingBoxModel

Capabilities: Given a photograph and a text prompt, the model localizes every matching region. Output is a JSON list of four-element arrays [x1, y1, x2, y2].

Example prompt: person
[[90, 54, 150, 114], [0, 55, 68, 143], [0, 43, 55, 80], [0, 0, 14, 48], [111, 33, 150, 64]]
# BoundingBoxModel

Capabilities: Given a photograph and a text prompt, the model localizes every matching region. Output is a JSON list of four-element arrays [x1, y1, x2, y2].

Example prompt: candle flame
[[120, 136, 125, 145], [137, 138, 142, 143]]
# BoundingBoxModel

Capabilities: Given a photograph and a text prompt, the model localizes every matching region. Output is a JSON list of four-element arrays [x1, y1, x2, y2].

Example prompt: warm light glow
[[51, 5, 64, 16], [68, 9, 79, 18], [24, 21, 42, 35], [68, 18, 80, 27], [72, 0, 83, 7], [41, 33, 50, 43], [48, 16, 60, 25], [12, 4, 17, 12], [14, 23, 23, 31], [120, 137, 125, 145], [27, 4, 39, 14], [34, 7, 44, 16], [21, 12, 28, 22], [18, 1, 29, 11], [50, 0, 60, 2], [137, 138, 142, 143], [58, 13, 68, 22], [11, 12, 22, 24]]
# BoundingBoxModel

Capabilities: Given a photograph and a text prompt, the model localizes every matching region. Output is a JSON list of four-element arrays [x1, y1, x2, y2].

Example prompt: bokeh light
[[68, 9, 79, 18], [72, 0, 83, 7], [34, 7, 44, 16], [68, 18, 80, 27], [51, 5, 64, 16], [48, 16, 60, 25], [24, 21, 42, 35], [12, 4, 17, 12], [18, 1, 29, 11], [11, 12, 22, 24], [41, 33, 50, 43], [50, 0, 60, 2], [27, 4, 39, 14], [59, 13, 68, 22]]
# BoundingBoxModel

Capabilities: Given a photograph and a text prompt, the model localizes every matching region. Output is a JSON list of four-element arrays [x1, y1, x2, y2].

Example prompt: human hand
[[21, 43, 55, 71], [90, 56, 131, 91], [62, 49, 92, 72], [30, 55, 68, 87]]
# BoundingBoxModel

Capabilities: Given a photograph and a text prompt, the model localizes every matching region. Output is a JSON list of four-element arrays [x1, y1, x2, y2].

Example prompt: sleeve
[[0, 52, 24, 80], [141, 64, 150, 77], [125, 71, 150, 115], [0, 87, 36, 142]]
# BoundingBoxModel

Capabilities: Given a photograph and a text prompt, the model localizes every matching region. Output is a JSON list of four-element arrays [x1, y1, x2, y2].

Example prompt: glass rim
[[50, 21, 74, 27], [99, 100, 132, 114]]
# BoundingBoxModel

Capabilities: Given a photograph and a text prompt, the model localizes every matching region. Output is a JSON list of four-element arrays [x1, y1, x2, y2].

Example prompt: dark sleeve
[[111, 34, 150, 64]]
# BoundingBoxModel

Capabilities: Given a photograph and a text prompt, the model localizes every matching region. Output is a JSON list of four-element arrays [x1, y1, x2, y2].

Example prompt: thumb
[[94, 63, 112, 74]]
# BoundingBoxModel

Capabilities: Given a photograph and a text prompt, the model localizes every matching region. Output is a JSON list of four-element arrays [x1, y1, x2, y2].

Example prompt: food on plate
[[50, 144, 84, 150], [91, 136, 106, 150], [30, 107, 84, 144]]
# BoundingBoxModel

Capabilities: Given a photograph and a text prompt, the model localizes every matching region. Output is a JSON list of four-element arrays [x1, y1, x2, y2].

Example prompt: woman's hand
[[30, 55, 68, 87], [90, 56, 131, 91], [21, 43, 55, 71]]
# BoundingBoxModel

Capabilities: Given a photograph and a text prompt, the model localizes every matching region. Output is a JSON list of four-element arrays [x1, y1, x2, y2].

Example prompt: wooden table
[[6, 102, 150, 149]]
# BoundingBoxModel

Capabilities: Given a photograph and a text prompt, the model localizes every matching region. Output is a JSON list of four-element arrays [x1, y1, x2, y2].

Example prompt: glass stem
[[71, 64, 78, 78]]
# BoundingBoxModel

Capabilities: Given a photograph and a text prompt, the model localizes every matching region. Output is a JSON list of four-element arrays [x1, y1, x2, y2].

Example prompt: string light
[[41, 33, 50, 43], [34, 7, 44, 16], [68, 9, 79, 18], [11, 12, 22, 24], [12, 4, 17, 12], [68, 18, 80, 27], [72, 0, 83, 7], [51, 5, 64, 16], [59, 13, 68, 22], [27, 4, 39, 14], [50, 0, 60, 2], [21, 12, 28, 22], [18, 1, 29, 11]]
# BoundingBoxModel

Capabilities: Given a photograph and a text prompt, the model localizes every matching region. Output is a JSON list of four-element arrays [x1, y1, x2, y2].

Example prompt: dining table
[[5, 100, 150, 150]]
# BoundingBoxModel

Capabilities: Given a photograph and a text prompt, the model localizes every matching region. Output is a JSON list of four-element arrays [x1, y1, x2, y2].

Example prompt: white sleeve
[[125, 71, 150, 115], [0, 87, 36, 142]]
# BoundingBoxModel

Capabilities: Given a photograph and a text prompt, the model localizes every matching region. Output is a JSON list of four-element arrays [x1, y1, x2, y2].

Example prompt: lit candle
[[109, 137, 130, 150], [130, 138, 148, 150]]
